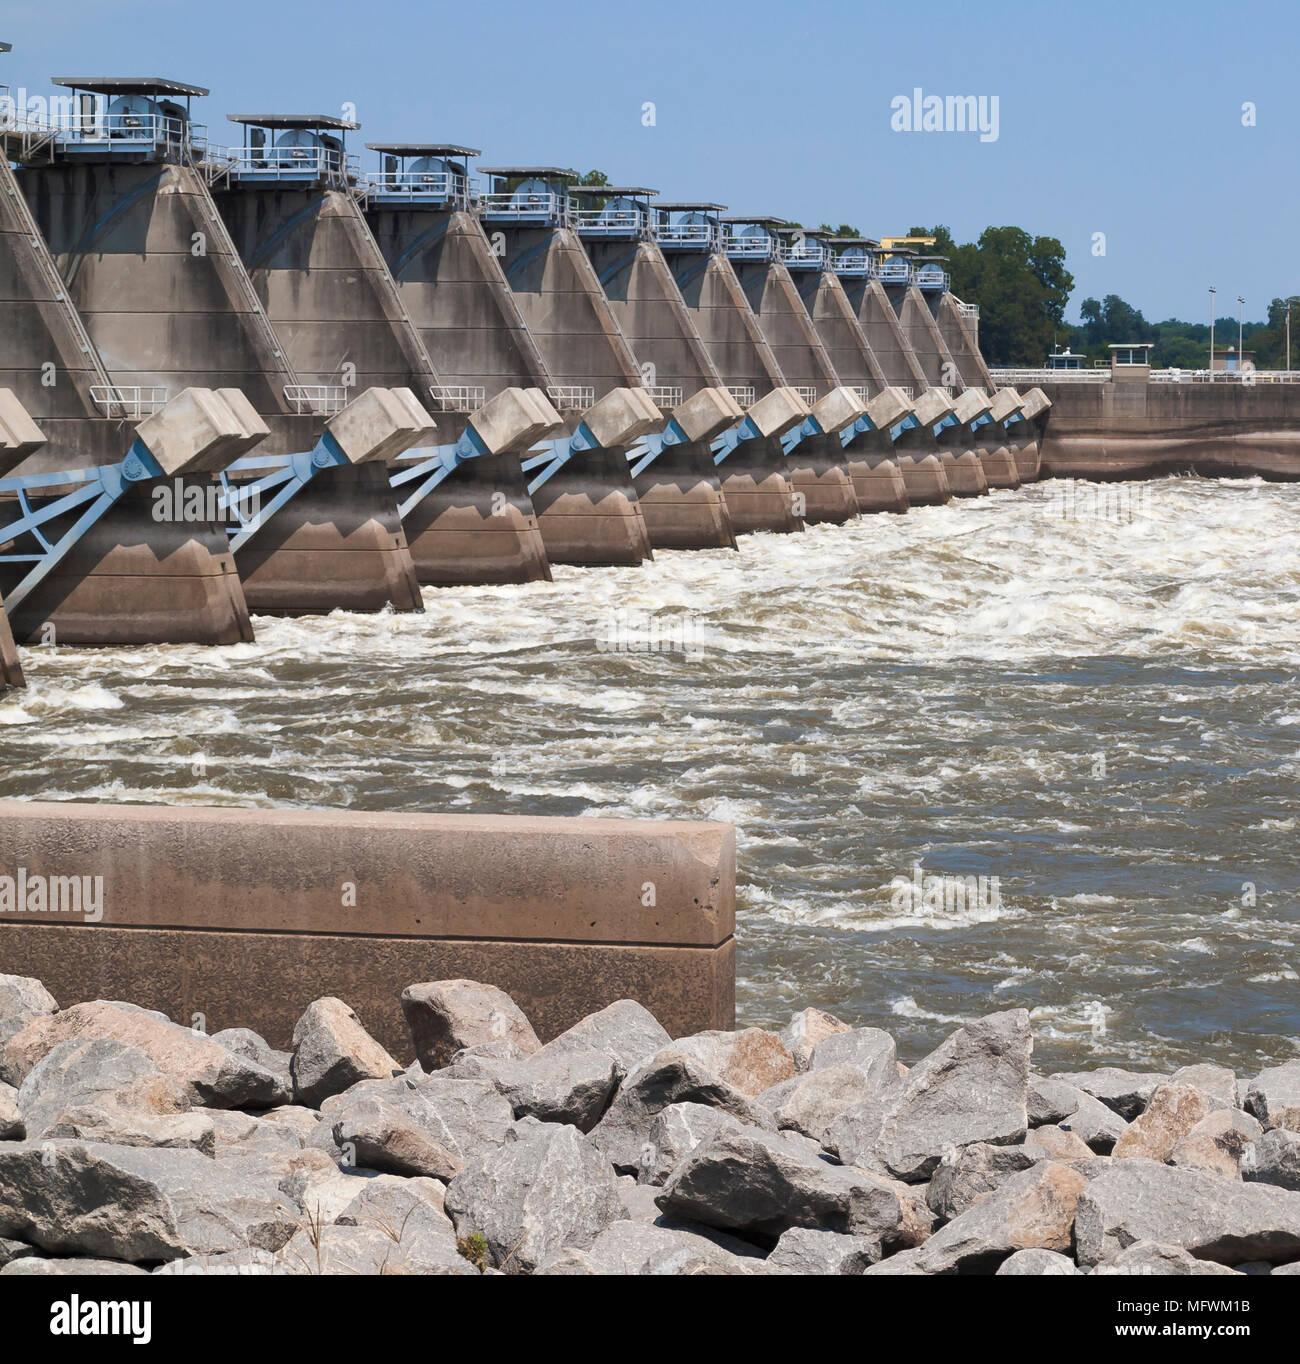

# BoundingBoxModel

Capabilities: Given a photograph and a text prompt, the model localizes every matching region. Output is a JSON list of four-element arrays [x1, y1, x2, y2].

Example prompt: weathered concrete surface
[[531, 441, 654, 567], [932, 293, 994, 390], [891, 427, 952, 506], [366, 208, 553, 585], [663, 250, 800, 535], [0, 157, 122, 468], [233, 462, 423, 616], [1038, 379, 1300, 480], [217, 188, 440, 398], [0, 482, 254, 646], [887, 284, 956, 389], [0, 802, 736, 1054], [841, 278, 929, 393], [583, 239, 737, 550], [16, 160, 304, 464], [733, 258, 856, 524]]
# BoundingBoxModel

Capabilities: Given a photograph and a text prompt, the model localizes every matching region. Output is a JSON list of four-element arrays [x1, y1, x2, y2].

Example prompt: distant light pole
[[1237, 296, 1245, 374], [1209, 286, 1216, 379]]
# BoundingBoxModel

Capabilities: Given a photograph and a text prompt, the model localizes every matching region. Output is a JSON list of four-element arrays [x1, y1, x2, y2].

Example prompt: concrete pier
[[478, 169, 651, 566], [0, 800, 737, 1049], [658, 207, 801, 536], [208, 115, 430, 613], [0, 388, 262, 646], [364, 145, 551, 584], [0, 596, 21, 689], [803, 240, 908, 514], [726, 221, 857, 526], [577, 189, 735, 551]]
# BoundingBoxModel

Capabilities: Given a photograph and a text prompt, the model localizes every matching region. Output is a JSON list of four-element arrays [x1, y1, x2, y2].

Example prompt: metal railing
[[850, 385, 872, 403], [478, 190, 567, 222], [364, 170, 468, 204], [570, 207, 645, 235], [830, 251, 875, 275], [722, 232, 774, 259], [954, 300, 979, 320], [90, 385, 168, 419], [793, 385, 818, 406], [875, 261, 913, 285], [212, 146, 359, 185], [1148, 368, 1300, 384], [989, 368, 1108, 384], [726, 385, 755, 408], [284, 384, 350, 415], [644, 385, 682, 409], [546, 384, 594, 410], [429, 384, 486, 411], [914, 269, 950, 291], [656, 222, 716, 249], [777, 242, 827, 269]]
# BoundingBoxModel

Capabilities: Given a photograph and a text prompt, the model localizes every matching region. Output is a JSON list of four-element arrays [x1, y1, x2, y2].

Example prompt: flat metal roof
[[654, 201, 727, 212], [569, 185, 658, 197], [0, 43, 12, 54], [1107, 342, 1153, 348], [228, 114, 360, 130], [52, 76, 209, 97], [781, 226, 830, 238], [477, 166, 580, 180], [825, 236, 881, 247], [366, 142, 480, 157], [913, 254, 949, 263], [721, 214, 787, 227], [880, 246, 918, 257]]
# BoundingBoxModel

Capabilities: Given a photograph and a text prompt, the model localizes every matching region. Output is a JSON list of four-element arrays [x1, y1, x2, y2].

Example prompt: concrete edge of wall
[[0, 801, 736, 1054]]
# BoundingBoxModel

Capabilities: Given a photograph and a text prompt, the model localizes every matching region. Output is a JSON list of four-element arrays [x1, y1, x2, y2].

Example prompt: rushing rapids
[[1, 475, 1297, 1074]]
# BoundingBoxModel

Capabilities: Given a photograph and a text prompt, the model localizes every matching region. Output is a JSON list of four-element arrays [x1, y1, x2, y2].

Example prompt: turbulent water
[[2, 476, 1298, 1073]]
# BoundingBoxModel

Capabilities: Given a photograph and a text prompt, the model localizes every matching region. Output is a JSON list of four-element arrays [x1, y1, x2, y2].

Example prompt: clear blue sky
[[3, 0, 1296, 324]]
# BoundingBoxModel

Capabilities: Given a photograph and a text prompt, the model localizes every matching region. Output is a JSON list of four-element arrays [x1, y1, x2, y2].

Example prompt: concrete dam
[[2, 57, 1298, 1053], [0, 69, 1068, 670]]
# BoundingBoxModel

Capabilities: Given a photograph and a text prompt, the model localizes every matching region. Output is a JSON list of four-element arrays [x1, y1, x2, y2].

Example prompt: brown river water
[[2, 475, 1297, 1072]]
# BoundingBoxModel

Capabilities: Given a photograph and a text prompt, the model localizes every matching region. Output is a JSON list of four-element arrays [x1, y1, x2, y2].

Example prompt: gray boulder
[[290, 998, 398, 1106], [758, 1063, 891, 1146], [400, 979, 540, 1071], [1244, 1127, 1300, 1192], [995, 1247, 1079, 1275], [1170, 1063, 1237, 1110], [211, 1028, 293, 1095], [278, 1221, 477, 1275], [464, 1036, 619, 1132], [826, 1010, 1031, 1181], [1076, 1158, 1300, 1266], [332, 1097, 463, 1179], [18, 1038, 189, 1132], [925, 1141, 1038, 1220], [549, 1000, 671, 1079], [912, 1161, 1088, 1274], [0, 1140, 299, 1262], [809, 1027, 899, 1084], [445, 1116, 623, 1274], [669, 1028, 795, 1098], [589, 1046, 776, 1173], [780, 1008, 850, 1072], [1028, 1075, 1089, 1126], [581, 1219, 761, 1275], [3, 1002, 286, 1109], [655, 1124, 933, 1247], [0, 1082, 22, 1140], [1170, 1108, 1262, 1179], [1051, 1067, 1168, 1121], [0, 975, 57, 1063], [765, 1226, 880, 1274], [637, 1102, 769, 1186], [1058, 1092, 1129, 1154], [1091, 1240, 1241, 1276], [2, 1256, 149, 1275], [1245, 1061, 1300, 1133]]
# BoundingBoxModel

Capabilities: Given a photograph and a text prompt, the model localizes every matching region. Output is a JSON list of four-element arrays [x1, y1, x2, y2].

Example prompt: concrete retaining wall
[[1039, 379, 1300, 480], [843, 279, 928, 392], [0, 801, 736, 1053]]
